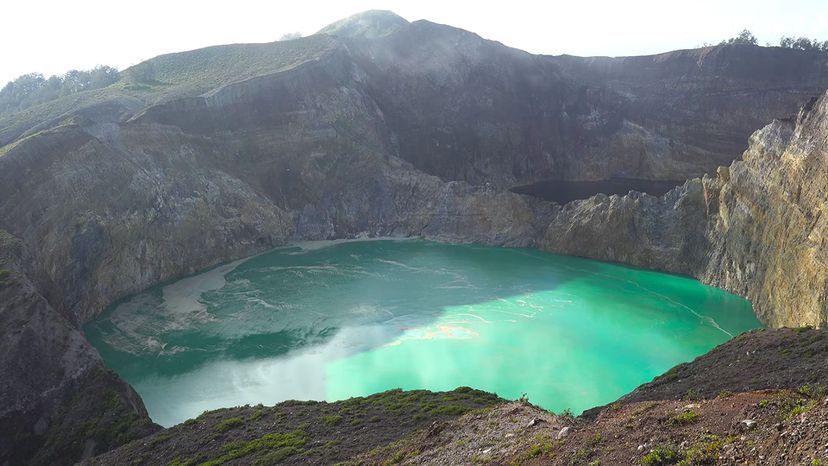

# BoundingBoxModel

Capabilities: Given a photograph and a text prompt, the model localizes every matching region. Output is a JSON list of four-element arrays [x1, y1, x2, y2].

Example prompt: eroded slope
[[543, 91, 828, 327]]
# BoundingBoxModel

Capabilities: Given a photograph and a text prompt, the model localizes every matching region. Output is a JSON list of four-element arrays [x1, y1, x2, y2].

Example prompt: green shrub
[[642, 445, 682, 466], [798, 383, 825, 398], [250, 409, 266, 421], [215, 417, 243, 433], [167, 458, 195, 466], [200, 429, 306, 466], [0, 268, 11, 286], [679, 434, 723, 465], [518, 434, 560, 460], [252, 447, 302, 466], [321, 415, 343, 426], [719, 30, 757, 46], [668, 410, 699, 426], [681, 389, 700, 401], [788, 399, 817, 418], [429, 404, 469, 416]]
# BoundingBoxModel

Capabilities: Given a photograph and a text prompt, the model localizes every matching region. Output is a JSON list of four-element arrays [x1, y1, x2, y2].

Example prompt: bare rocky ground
[[353, 330, 828, 465], [359, 388, 828, 465], [88, 328, 828, 465], [83, 388, 501, 466]]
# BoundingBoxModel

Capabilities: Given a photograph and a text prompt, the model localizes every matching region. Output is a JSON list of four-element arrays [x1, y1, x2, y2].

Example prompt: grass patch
[[516, 434, 561, 461], [199, 429, 306, 466], [252, 446, 303, 466], [383, 448, 420, 465], [681, 389, 700, 401], [798, 383, 825, 398], [360, 439, 419, 466], [717, 390, 733, 398], [428, 404, 470, 416], [352, 387, 498, 417], [587, 433, 603, 446], [321, 415, 343, 426], [668, 410, 699, 426], [0, 268, 11, 287], [641, 445, 682, 466], [658, 365, 683, 383], [788, 399, 817, 418], [250, 408, 266, 421], [168, 458, 195, 466], [558, 408, 575, 422], [765, 389, 823, 419], [632, 402, 659, 416], [215, 417, 243, 433], [678, 434, 724, 465], [573, 447, 594, 462], [0, 35, 338, 146]]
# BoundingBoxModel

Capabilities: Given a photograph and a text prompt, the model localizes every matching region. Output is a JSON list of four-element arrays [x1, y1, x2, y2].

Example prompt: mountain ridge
[[4, 13, 826, 185]]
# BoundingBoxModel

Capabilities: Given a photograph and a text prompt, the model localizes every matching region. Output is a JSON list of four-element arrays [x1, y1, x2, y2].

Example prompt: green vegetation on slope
[[0, 66, 120, 115], [122, 34, 337, 93], [719, 29, 828, 51], [87, 387, 501, 466], [0, 34, 338, 146]]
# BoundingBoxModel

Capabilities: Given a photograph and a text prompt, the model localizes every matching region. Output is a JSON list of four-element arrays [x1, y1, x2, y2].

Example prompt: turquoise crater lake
[[85, 240, 762, 427]]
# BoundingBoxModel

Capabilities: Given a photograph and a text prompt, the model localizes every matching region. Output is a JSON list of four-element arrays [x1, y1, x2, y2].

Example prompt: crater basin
[[85, 239, 762, 427]]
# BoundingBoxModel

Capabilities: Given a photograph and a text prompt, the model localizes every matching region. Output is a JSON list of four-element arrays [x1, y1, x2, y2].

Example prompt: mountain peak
[[318, 10, 409, 39]]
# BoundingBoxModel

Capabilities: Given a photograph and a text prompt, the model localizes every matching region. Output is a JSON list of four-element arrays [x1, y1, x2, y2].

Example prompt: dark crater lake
[[511, 178, 685, 203]]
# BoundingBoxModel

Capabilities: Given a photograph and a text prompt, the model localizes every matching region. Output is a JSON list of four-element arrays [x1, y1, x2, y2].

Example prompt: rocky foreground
[[2, 10, 828, 465], [86, 328, 828, 465]]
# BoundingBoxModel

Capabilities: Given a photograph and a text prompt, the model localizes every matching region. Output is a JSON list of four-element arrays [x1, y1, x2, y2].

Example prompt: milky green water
[[85, 239, 762, 427]]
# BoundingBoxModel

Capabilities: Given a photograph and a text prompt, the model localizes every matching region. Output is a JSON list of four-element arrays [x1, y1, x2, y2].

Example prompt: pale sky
[[1, 0, 827, 85]]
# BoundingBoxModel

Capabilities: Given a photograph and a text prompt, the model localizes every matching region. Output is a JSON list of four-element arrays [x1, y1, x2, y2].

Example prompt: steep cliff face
[[0, 123, 295, 324], [700, 94, 828, 326], [542, 179, 709, 275], [0, 46, 549, 325], [0, 231, 157, 466], [340, 20, 828, 185], [543, 91, 828, 328], [554, 45, 828, 158]]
